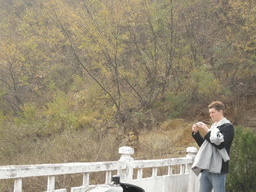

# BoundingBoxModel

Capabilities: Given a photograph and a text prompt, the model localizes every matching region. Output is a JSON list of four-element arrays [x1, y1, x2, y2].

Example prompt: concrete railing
[[0, 146, 199, 192]]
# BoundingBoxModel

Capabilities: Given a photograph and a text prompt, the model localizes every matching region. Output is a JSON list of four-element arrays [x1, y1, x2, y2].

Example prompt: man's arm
[[192, 123, 205, 147], [192, 131, 205, 147], [204, 124, 234, 149]]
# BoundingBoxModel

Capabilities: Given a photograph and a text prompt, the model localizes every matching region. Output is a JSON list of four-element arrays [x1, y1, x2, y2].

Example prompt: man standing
[[191, 101, 234, 192]]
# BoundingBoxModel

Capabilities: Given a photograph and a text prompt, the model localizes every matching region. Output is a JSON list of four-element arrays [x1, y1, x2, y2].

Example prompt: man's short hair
[[208, 101, 225, 112]]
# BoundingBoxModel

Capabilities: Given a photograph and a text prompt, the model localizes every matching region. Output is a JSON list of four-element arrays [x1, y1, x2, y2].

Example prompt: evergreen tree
[[226, 126, 256, 192]]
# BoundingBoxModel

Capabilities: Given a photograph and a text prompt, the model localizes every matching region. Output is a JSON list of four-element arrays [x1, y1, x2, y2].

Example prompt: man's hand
[[197, 122, 210, 133], [192, 122, 209, 133], [192, 124, 199, 133]]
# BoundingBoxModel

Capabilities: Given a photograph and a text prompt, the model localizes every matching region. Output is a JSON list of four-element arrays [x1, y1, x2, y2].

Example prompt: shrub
[[226, 126, 256, 192]]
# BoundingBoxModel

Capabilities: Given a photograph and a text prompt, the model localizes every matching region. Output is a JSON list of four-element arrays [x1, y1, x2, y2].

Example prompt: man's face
[[209, 108, 223, 123]]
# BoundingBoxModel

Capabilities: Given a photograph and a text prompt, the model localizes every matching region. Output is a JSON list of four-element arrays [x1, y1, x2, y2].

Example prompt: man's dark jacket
[[192, 123, 234, 173]]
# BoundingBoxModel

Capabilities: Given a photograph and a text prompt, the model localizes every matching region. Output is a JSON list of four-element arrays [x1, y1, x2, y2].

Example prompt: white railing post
[[137, 168, 143, 179], [152, 167, 158, 178], [186, 147, 198, 192], [83, 173, 90, 186], [47, 176, 55, 191], [105, 170, 112, 184], [168, 166, 173, 175], [118, 146, 134, 183], [14, 178, 22, 192]]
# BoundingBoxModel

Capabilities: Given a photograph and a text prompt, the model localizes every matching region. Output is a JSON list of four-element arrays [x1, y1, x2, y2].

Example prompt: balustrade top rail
[[132, 157, 192, 168], [0, 161, 126, 180], [0, 157, 192, 180]]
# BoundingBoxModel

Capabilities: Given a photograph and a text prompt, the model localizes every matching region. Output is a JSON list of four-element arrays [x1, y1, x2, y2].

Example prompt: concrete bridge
[[0, 146, 199, 192]]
